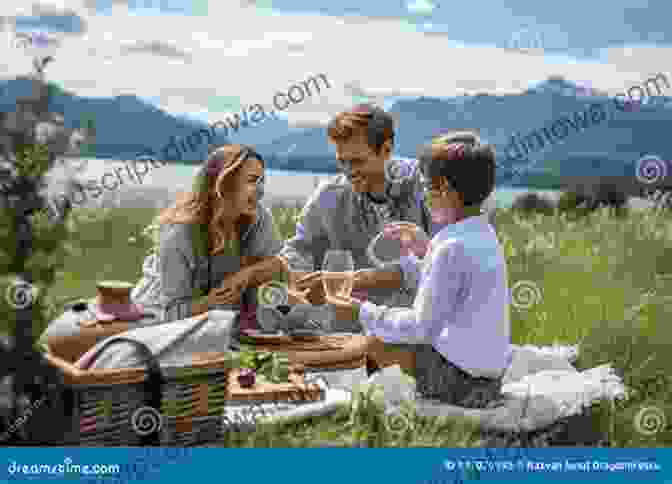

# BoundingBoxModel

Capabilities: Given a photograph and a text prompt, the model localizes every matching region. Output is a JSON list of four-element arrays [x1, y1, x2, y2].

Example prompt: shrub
[[592, 183, 629, 214], [646, 189, 672, 211], [511, 192, 555, 216], [0, 59, 93, 444], [557, 190, 594, 218]]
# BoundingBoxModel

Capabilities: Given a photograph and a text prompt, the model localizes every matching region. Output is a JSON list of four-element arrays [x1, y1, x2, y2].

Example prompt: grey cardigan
[[131, 203, 282, 322], [280, 166, 437, 311]]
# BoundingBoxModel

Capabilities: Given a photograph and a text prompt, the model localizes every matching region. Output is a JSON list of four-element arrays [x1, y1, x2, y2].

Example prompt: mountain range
[[2, 75, 672, 190]]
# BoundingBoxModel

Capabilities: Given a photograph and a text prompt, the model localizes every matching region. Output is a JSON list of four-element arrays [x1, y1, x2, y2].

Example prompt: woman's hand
[[324, 294, 362, 321], [208, 269, 252, 305], [287, 287, 311, 305], [293, 271, 326, 305]]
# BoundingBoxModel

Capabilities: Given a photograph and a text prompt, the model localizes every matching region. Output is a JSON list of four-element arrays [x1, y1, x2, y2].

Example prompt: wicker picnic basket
[[40, 315, 325, 447]]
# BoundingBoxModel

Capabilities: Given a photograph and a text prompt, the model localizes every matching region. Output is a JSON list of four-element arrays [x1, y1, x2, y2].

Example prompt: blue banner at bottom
[[0, 448, 668, 483]]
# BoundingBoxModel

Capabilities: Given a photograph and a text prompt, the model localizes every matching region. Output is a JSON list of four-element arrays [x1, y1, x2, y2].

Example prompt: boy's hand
[[383, 222, 430, 257]]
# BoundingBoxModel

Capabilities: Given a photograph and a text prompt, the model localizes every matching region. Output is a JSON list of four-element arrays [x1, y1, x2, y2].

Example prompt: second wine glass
[[321, 250, 354, 299]]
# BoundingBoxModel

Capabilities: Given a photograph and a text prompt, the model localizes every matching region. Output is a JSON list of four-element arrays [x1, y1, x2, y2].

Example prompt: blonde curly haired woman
[[132, 144, 293, 327]]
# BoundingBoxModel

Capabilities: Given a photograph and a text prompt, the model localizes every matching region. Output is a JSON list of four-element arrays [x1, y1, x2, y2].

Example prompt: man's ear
[[438, 176, 451, 194], [380, 139, 393, 158]]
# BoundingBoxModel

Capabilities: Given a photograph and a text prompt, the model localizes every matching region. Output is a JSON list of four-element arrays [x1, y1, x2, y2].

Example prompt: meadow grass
[[32, 201, 672, 447]]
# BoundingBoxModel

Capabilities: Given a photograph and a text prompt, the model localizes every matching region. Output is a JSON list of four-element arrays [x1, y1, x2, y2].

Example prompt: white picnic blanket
[[75, 311, 626, 434], [356, 344, 627, 433]]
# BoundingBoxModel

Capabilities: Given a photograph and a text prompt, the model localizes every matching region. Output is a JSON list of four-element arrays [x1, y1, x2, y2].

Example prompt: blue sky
[[1, 0, 669, 127]]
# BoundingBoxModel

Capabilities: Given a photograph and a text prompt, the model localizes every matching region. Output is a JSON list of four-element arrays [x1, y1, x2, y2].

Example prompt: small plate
[[289, 329, 324, 341], [240, 329, 292, 345]]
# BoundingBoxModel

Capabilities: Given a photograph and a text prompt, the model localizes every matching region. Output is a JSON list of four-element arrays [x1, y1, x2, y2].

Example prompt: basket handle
[[96, 336, 165, 446]]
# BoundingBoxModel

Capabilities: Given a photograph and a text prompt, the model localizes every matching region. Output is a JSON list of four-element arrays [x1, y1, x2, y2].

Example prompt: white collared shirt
[[359, 214, 512, 379]]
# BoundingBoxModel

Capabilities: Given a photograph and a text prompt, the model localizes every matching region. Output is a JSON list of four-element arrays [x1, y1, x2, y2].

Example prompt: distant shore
[[55, 158, 654, 211], [57, 158, 333, 210]]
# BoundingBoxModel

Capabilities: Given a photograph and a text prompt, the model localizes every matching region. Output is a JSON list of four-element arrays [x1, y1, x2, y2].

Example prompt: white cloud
[[0, 0, 95, 19], [406, 0, 436, 16], [1, 0, 668, 128], [601, 45, 672, 81]]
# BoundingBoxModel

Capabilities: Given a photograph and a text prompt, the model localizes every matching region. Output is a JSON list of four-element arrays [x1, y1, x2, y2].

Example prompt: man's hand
[[209, 269, 251, 305], [293, 271, 326, 305], [353, 268, 402, 291]]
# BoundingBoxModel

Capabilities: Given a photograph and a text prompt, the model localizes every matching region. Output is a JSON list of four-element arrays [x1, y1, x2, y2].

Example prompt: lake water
[[51, 157, 575, 210]]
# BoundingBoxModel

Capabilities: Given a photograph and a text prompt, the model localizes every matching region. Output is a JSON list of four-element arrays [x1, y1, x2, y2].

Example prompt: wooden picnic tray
[[245, 332, 416, 375], [226, 368, 324, 403], [244, 334, 369, 371]]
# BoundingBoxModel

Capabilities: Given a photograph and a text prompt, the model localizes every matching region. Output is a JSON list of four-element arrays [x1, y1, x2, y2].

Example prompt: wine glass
[[322, 250, 355, 299]]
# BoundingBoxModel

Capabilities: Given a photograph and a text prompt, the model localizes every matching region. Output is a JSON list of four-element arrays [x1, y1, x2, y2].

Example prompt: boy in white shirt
[[326, 132, 512, 408]]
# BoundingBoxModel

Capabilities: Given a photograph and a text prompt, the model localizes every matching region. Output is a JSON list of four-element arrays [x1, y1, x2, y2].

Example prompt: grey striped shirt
[[280, 164, 440, 312]]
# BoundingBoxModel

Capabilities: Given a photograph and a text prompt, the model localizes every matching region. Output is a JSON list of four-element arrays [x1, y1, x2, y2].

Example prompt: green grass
[[23, 201, 672, 447]]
